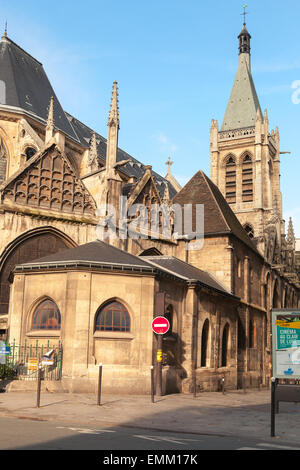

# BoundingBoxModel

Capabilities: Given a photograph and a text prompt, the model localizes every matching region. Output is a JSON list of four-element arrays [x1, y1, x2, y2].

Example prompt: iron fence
[[0, 339, 63, 381]]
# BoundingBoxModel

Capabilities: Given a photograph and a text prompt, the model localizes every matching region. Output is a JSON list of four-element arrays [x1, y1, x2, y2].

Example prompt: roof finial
[[88, 132, 99, 172], [287, 217, 296, 246], [2, 21, 7, 39], [45, 96, 54, 142], [108, 80, 119, 128]]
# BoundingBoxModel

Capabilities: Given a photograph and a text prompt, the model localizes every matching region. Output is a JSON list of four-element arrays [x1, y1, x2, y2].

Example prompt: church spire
[[220, 16, 262, 132], [238, 5, 251, 56]]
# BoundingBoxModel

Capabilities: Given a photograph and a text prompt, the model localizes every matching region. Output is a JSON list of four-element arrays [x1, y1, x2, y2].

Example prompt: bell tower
[[210, 17, 285, 264]]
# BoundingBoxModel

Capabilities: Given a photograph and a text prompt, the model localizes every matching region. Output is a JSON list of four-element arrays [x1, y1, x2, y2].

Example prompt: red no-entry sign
[[152, 316, 170, 335]]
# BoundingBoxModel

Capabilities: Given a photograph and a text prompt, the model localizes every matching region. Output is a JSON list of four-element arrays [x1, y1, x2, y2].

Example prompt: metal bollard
[[150, 366, 155, 403], [36, 365, 42, 408], [243, 375, 247, 394], [221, 376, 225, 395], [97, 363, 103, 406], [193, 374, 197, 398]]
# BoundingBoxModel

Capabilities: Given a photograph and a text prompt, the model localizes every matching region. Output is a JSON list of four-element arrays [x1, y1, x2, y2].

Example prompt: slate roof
[[0, 36, 79, 141], [221, 36, 262, 131], [15, 240, 154, 271], [14, 240, 236, 297], [145, 256, 234, 297], [173, 170, 262, 257]]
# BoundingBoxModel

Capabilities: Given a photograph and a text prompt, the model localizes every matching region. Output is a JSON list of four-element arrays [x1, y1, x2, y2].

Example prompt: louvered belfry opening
[[225, 156, 236, 204], [242, 154, 254, 202]]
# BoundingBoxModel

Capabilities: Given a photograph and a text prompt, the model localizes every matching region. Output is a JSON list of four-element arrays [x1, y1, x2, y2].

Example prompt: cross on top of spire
[[241, 4, 248, 25], [166, 156, 174, 174]]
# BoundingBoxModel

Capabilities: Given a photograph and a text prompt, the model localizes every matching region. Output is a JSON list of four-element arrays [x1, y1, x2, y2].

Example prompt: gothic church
[[2, 21, 299, 393]]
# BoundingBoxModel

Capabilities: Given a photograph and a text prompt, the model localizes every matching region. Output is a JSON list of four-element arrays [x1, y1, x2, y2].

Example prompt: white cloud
[[253, 60, 300, 74], [154, 132, 178, 154]]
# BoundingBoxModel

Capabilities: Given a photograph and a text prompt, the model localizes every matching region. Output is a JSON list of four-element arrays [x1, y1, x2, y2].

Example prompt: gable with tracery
[[0, 144, 97, 217]]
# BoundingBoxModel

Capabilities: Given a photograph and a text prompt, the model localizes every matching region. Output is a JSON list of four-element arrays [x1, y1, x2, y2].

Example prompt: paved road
[[1, 416, 300, 451]]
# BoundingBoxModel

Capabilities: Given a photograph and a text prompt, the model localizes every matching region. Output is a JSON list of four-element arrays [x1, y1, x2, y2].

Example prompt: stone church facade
[[2, 23, 300, 393]]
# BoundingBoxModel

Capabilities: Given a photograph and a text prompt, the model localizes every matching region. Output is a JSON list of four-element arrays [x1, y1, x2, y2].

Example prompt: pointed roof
[[0, 35, 79, 142], [221, 27, 263, 131], [173, 170, 262, 256]]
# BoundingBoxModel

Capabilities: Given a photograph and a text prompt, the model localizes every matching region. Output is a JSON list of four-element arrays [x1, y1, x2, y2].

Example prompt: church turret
[[238, 23, 251, 58]]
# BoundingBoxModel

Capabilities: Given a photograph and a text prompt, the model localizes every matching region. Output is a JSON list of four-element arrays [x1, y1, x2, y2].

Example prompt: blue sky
[[2, 0, 300, 236]]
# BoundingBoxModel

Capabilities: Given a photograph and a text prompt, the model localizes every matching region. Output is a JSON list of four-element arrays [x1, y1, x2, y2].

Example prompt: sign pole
[[150, 366, 155, 403], [156, 334, 163, 396], [36, 364, 42, 408], [271, 377, 276, 437], [152, 315, 170, 398]]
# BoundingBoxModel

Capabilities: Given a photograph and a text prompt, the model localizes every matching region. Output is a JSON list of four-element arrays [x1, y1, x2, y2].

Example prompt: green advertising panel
[[272, 310, 300, 379]]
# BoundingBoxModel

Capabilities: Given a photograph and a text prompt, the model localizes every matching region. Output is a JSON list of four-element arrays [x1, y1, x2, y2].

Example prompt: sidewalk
[[1, 387, 300, 444]]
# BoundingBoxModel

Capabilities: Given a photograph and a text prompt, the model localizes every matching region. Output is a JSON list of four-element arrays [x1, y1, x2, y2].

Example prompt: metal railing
[[0, 340, 63, 381]]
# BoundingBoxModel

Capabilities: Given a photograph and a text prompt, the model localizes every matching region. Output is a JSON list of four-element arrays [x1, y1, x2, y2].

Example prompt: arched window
[[95, 301, 131, 332], [242, 154, 253, 202], [201, 319, 210, 367], [221, 323, 230, 367], [225, 156, 236, 204], [32, 299, 61, 330]]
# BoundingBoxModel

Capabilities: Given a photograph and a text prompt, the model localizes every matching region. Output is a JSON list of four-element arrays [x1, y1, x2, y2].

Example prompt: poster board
[[272, 309, 300, 379]]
